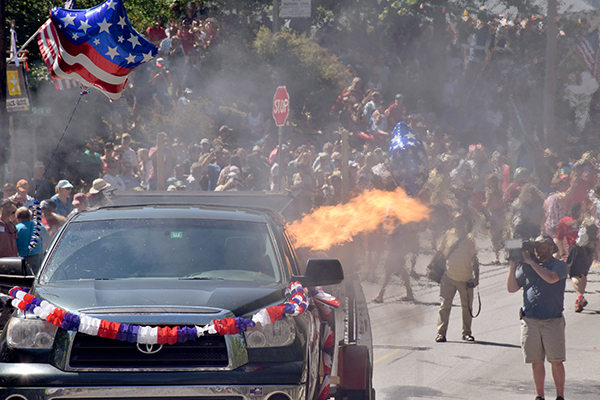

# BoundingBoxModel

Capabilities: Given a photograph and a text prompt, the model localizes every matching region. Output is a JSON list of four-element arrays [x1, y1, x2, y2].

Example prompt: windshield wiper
[[77, 278, 117, 281], [178, 277, 225, 280]]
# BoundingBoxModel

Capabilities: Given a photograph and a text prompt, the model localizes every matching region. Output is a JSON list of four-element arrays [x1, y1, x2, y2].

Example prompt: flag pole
[[6, 27, 40, 63], [9, 0, 77, 63]]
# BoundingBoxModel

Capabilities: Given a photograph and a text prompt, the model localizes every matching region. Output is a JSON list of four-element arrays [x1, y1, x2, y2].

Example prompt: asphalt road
[[360, 233, 600, 400]]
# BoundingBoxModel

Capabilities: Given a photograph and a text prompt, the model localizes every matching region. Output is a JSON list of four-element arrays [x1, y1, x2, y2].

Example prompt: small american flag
[[36, 0, 157, 100], [576, 29, 600, 83], [388, 122, 429, 197]]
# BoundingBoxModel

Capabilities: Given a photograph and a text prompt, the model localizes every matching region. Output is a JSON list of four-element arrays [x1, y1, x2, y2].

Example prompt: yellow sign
[[6, 64, 31, 112], [7, 71, 21, 96]]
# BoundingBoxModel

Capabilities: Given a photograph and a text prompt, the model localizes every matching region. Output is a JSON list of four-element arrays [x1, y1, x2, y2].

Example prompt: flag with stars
[[37, 0, 157, 100], [388, 122, 429, 197]]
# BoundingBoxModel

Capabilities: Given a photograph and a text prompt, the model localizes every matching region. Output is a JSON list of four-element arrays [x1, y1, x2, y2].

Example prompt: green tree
[[252, 27, 349, 117]]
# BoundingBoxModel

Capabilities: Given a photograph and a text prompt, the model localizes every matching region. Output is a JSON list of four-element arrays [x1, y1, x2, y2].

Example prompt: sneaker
[[575, 296, 588, 313], [556, 397, 565, 400], [534, 396, 544, 400]]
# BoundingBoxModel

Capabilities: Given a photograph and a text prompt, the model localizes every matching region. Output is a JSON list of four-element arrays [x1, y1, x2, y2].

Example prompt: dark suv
[[0, 192, 373, 400]]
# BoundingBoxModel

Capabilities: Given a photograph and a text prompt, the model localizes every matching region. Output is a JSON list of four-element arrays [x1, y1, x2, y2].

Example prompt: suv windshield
[[41, 219, 281, 283]]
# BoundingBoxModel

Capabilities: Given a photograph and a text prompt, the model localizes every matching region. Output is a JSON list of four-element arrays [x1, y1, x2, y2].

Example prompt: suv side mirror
[[294, 258, 344, 287], [0, 257, 35, 293]]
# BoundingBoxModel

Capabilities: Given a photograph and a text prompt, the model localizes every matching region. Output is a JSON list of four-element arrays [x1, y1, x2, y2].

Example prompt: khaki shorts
[[521, 316, 566, 363]]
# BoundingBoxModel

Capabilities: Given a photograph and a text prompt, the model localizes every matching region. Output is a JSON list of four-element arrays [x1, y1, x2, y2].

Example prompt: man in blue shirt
[[15, 207, 50, 275], [507, 234, 567, 400]]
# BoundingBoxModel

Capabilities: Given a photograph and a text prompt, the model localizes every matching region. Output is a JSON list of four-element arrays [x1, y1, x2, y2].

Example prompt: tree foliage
[[253, 27, 349, 115]]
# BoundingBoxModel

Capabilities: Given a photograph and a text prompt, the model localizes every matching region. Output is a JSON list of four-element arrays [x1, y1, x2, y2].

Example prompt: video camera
[[505, 238, 538, 262]]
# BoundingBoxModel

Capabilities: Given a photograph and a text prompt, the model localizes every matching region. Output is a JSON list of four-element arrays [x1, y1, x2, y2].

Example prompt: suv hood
[[33, 279, 286, 323]]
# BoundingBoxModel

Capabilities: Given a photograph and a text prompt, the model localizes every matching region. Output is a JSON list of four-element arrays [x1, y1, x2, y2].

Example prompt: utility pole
[[1, 0, 7, 124], [543, 0, 558, 148], [0, 0, 8, 179], [273, 0, 279, 33]]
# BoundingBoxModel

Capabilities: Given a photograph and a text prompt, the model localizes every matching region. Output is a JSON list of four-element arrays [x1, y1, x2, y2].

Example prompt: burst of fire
[[288, 187, 430, 251]]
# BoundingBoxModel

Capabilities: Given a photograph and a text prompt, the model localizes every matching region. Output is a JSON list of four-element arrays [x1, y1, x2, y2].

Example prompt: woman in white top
[[246, 102, 271, 140]]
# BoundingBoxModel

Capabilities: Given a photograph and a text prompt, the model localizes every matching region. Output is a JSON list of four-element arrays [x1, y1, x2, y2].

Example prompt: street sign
[[32, 107, 52, 116], [272, 86, 290, 127], [6, 64, 31, 113], [281, 0, 311, 18]]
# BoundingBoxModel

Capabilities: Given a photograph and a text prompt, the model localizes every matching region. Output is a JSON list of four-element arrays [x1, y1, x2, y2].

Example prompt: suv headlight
[[6, 317, 59, 349], [244, 318, 296, 348]]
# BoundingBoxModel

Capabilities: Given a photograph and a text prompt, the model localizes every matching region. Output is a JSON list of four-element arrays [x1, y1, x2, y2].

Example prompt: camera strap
[[442, 234, 467, 260], [467, 285, 481, 318]]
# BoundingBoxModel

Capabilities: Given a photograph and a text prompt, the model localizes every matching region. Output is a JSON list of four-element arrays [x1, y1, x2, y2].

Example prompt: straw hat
[[89, 179, 111, 194]]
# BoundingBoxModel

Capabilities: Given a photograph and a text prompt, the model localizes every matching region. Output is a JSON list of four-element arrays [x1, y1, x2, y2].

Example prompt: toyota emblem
[[136, 343, 163, 354]]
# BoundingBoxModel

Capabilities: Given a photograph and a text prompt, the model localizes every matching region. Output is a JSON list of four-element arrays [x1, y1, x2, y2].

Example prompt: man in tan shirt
[[434, 212, 479, 342]]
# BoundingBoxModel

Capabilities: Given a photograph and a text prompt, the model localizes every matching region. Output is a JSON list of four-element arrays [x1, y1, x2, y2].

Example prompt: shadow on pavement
[[374, 344, 430, 351], [378, 385, 447, 399], [461, 340, 521, 348]]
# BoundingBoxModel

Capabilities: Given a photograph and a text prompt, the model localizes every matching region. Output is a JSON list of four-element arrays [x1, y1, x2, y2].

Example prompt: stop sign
[[273, 86, 290, 127]]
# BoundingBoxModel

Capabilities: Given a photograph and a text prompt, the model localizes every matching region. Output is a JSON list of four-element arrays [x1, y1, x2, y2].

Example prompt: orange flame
[[288, 187, 430, 251]]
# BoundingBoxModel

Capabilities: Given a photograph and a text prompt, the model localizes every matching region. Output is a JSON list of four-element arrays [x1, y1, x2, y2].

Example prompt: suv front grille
[[69, 331, 229, 368]]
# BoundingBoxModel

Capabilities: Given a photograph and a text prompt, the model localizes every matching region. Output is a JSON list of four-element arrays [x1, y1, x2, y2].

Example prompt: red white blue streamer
[[8, 281, 319, 344], [309, 287, 340, 400], [28, 201, 43, 252]]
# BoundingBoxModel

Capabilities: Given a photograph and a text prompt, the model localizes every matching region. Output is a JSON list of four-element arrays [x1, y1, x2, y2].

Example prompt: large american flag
[[37, 0, 157, 100], [577, 29, 600, 83], [49, 0, 79, 90]]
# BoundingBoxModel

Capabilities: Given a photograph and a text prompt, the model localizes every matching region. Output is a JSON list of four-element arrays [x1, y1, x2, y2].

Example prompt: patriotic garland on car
[[28, 200, 43, 252], [311, 287, 339, 400], [9, 282, 337, 342]]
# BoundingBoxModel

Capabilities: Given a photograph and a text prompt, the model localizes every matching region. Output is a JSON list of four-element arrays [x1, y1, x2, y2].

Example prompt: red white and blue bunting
[[9, 282, 336, 343], [28, 201, 43, 252], [310, 287, 340, 400]]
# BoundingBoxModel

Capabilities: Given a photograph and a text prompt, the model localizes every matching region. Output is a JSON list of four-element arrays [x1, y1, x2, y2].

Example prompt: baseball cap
[[72, 193, 87, 206], [156, 57, 165, 67], [16, 179, 29, 190], [395, 93, 403, 99], [532, 234, 559, 253], [57, 180, 74, 189], [200, 138, 211, 145]]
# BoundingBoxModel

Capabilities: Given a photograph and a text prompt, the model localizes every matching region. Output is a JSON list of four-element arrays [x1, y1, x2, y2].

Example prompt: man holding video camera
[[507, 234, 568, 400]]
